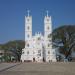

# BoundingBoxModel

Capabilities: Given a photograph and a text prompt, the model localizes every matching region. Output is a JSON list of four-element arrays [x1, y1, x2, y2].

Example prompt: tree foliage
[[0, 40, 25, 62], [52, 25, 75, 59]]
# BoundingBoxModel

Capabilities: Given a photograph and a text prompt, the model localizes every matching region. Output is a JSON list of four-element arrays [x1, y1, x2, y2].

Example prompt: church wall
[[21, 11, 57, 62]]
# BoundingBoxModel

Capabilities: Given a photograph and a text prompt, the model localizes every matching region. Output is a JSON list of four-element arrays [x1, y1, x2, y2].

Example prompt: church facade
[[21, 11, 57, 62]]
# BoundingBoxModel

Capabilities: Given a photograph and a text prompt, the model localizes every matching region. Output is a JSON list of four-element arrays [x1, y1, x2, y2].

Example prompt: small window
[[27, 34, 30, 38], [48, 44, 50, 47], [27, 26, 30, 30], [33, 51, 35, 54], [49, 40, 51, 42], [53, 51, 55, 54], [48, 51, 50, 54], [38, 53, 41, 56], [38, 37, 41, 40], [38, 50, 41, 56], [47, 19, 49, 22], [27, 51, 29, 54], [38, 50, 41, 53], [22, 52, 24, 54], [27, 19, 29, 22], [27, 44, 29, 47], [48, 35, 50, 38], [47, 26, 50, 30]]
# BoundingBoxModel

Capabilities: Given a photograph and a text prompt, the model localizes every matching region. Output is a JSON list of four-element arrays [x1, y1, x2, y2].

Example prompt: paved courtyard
[[0, 62, 75, 75]]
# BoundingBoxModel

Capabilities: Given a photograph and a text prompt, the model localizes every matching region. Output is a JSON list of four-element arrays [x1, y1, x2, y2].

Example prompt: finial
[[46, 10, 49, 17], [27, 10, 30, 16]]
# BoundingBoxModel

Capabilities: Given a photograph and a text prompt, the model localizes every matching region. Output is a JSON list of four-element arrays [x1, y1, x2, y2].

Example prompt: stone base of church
[[21, 48, 57, 63], [21, 57, 57, 63]]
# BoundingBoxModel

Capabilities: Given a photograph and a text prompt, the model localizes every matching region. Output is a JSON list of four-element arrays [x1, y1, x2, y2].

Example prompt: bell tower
[[44, 11, 52, 39], [25, 10, 32, 48], [25, 10, 32, 41], [44, 11, 52, 62]]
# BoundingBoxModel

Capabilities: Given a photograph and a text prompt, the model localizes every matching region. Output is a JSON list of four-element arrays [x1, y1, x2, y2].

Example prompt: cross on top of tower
[[46, 10, 49, 17], [27, 10, 30, 16]]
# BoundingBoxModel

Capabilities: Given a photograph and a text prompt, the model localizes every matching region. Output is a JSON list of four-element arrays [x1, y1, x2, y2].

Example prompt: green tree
[[7, 40, 25, 62], [51, 25, 75, 60], [10, 43, 23, 62], [0, 40, 25, 62]]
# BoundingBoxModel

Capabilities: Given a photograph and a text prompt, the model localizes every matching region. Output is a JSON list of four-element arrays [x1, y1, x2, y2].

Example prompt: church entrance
[[33, 58, 35, 62], [43, 57, 45, 62]]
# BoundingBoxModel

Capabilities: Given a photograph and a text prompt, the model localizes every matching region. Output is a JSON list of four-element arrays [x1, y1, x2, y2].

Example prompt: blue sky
[[0, 0, 75, 44]]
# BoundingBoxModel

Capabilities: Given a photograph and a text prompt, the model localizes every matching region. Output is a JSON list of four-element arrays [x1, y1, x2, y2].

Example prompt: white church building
[[21, 11, 57, 62]]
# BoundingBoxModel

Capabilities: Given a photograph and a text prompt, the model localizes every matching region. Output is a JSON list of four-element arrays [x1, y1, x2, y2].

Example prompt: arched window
[[27, 51, 29, 54], [47, 26, 50, 30], [48, 51, 50, 54], [27, 26, 30, 30], [27, 34, 30, 38], [48, 44, 50, 47], [27, 18, 29, 22], [27, 43, 29, 47], [37, 37, 41, 40], [48, 35, 50, 38], [47, 19, 49, 22], [22, 52, 24, 54], [38, 50, 41, 56]]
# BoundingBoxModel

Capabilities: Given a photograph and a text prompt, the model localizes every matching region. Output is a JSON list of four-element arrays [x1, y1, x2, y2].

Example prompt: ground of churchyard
[[0, 62, 75, 75]]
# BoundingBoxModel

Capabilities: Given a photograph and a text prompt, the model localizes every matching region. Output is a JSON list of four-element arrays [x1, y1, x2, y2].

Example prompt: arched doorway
[[33, 58, 35, 62], [43, 57, 45, 62]]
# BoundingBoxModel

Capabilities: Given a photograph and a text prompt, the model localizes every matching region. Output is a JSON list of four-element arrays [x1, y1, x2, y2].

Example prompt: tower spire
[[46, 10, 49, 17], [27, 10, 30, 16]]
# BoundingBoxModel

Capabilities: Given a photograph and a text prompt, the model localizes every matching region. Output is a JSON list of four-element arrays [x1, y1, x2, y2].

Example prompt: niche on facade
[[48, 44, 50, 47], [27, 43, 29, 47], [27, 34, 30, 38], [22, 51, 24, 54], [48, 51, 50, 54], [33, 51, 35, 54], [47, 26, 50, 30], [48, 35, 50, 38], [37, 37, 41, 40], [27, 18, 29, 22], [47, 18, 49, 22], [33, 58, 35, 62], [27, 51, 29, 55], [27, 26, 30, 30], [38, 50, 41, 56]]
